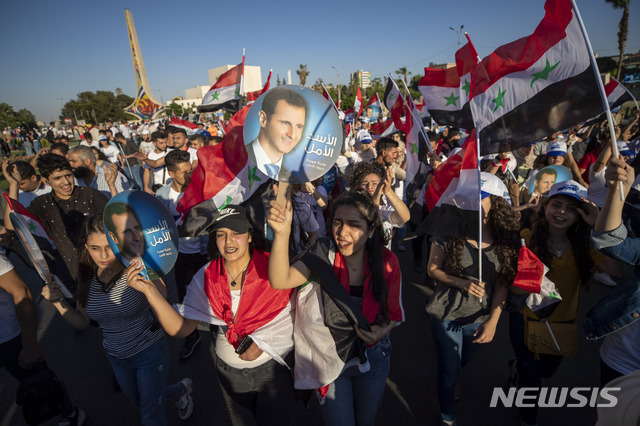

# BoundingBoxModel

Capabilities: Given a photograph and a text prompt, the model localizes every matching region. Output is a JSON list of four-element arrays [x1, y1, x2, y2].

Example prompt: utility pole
[[449, 25, 464, 49]]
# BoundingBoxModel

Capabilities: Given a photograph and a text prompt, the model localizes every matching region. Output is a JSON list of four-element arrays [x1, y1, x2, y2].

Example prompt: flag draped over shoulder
[[176, 105, 269, 233], [419, 41, 477, 130], [247, 70, 272, 104], [4, 194, 56, 249], [469, 0, 604, 156], [199, 63, 244, 113], [423, 131, 480, 239], [170, 117, 198, 134], [605, 78, 634, 110]]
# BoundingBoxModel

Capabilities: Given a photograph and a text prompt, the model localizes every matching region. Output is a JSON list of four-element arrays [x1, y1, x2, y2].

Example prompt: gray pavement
[[0, 242, 627, 426]]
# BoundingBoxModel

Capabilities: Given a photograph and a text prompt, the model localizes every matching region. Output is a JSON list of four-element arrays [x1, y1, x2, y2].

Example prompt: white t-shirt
[[146, 149, 170, 186], [0, 249, 21, 343], [186, 147, 198, 164], [100, 143, 120, 164], [19, 182, 52, 207], [588, 163, 608, 208]]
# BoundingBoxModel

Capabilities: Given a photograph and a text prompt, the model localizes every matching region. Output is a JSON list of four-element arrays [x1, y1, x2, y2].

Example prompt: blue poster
[[103, 191, 178, 279]]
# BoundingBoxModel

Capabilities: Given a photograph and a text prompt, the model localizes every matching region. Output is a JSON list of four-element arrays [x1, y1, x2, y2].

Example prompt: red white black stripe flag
[[469, 0, 604, 156], [604, 78, 634, 110]]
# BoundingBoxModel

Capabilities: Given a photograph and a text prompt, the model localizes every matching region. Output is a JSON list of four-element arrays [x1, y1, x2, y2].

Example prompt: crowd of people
[[0, 102, 639, 426]]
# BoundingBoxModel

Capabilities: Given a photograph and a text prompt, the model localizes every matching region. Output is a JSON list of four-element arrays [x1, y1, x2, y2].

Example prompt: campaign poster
[[243, 86, 343, 184], [527, 165, 573, 195], [103, 191, 178, 279]]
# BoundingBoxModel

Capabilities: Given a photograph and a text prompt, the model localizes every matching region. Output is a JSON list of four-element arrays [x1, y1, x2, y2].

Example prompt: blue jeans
[[123, 163, 143, 190], [106, 338, 182, 426], [430, 318, 481, 422], [321, 335, 391, 426]]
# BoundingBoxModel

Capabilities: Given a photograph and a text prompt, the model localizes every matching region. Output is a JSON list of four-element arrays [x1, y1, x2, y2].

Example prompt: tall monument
[[123, 9, 165, 120]]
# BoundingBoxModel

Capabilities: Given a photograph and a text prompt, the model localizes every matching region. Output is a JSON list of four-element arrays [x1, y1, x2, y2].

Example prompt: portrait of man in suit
[[247, 87, 308, 179]]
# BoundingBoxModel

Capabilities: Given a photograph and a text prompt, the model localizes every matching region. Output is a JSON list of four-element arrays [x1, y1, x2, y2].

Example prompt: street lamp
[[449, 25, 464, 50], [331, 66, 343, 107]]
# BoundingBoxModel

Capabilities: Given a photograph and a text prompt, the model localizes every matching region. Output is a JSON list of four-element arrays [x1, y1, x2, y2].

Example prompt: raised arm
[[267, 194, 311, 289]]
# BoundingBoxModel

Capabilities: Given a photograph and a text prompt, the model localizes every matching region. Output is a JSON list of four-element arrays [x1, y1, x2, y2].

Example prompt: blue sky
[[1, 0, 638, 123]]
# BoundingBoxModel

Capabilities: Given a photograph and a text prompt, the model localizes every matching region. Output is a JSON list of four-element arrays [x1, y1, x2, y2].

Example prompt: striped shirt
[[85, 273, 164, 359]]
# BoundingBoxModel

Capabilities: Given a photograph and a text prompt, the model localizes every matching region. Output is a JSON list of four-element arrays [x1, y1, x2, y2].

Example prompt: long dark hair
[[76, 214, 123, 307], [330, 189, 390, 323], [530, 195, 593, 287], [443, 195, 520, 287]]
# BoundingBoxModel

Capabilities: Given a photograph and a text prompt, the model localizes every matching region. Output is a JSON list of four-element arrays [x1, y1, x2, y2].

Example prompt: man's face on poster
[[109, 211, 144, 261], [258, 99, 306, 162], [365, 107, 373, 118], [534, 172, 556, 195]]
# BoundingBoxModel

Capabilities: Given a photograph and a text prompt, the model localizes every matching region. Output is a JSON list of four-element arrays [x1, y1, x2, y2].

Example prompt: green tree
[[0, 103, 38, 129], [297, 64, 310, 86], [395, 67, 411, 94], [60, 91, 134, 124], [606, 0, 631, 79]]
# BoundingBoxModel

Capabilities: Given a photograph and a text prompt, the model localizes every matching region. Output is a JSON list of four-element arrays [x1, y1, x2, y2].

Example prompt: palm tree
[[297, 64, 310, 86], [395, 67, 411, 95], [605, 0, 631, 79]]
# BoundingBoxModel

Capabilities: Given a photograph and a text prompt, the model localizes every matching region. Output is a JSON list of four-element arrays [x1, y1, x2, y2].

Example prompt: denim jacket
[[583, 225, 640, 340]]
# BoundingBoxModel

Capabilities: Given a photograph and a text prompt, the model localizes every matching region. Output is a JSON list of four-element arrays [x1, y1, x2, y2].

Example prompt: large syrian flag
[[199, 62, 244, 113], [4, 194, 56, 249], [170, 117, 198, 134], [605, 78, 634, 110], [177, 105, 270, 231], [469, 0, 604, 156], [423, 131, 481, 239], [247, 70, 272, 104]]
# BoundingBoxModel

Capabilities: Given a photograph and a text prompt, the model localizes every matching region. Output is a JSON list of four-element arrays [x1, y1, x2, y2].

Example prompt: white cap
[[546, 141, 567, 156], [480, 172, 511, 204], [548, 179, 587, 201], [141, 129, 150, 135]]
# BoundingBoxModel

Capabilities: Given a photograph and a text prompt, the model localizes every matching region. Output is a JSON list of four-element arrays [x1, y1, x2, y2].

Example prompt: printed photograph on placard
[[243, 86, 343, 184], [103, 191, 178, 280], [362, 105, 380, 122], [527, 165, 573, 196]]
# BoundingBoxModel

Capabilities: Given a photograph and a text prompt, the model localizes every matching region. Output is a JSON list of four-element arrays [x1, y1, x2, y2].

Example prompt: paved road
[[1, 242, 628, 426]]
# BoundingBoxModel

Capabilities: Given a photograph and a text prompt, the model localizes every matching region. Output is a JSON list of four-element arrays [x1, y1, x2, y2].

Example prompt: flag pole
[[570, 0, 624, 201], [401, 78, 434, 153], [321, 83, 340, 114]]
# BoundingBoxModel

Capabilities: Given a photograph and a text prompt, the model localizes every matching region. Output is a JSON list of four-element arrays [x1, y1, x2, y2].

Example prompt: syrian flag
[[4, 194, 56, 249], [171, 110, 177, 118], [370, 118, 397, 139], [177, 105, 270, 231], [403, 95, 432, 209], [247, 70, 272, 104], [423, 131, 480, 239], [199, 62, 244, 113], [414, 98, 430, 121], [170, 117, 198, 134], [383, 77, 405, 130], [353, 86, 363, 120], [469, 0, 604, 156], [605, 78, 634, 110], [321, 83, 340, 114]]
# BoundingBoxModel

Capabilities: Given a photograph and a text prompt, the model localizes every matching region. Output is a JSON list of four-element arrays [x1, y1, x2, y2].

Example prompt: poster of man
[[244, 86, 342, 184], [527, 165, 572, 196], [103, 191, 178, 279]]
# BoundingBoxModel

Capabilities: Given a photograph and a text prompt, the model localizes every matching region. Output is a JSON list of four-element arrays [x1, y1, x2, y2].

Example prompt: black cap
[[210, 205, 251, 233]]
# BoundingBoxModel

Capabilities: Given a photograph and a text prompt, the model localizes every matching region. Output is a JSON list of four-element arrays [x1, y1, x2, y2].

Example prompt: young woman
[[509, 180, 621, 426], [41, 214, 192, 426], [268, 189, 404, 426], [426, 173, 520, 426], [126, 205, 299, 426]]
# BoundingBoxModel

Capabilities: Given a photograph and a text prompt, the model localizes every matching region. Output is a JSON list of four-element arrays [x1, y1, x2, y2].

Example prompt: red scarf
[[204, 250, 292, 348], [498, 157, 510, 172], [332, 251, 381, 324]]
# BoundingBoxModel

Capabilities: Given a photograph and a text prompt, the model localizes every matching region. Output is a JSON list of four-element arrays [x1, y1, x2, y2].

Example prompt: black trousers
[[214, 356, 299, 426]]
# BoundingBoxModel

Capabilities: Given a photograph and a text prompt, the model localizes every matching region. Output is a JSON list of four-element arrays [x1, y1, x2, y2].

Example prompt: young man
[[67, 145, 130, 199], [2, 160, 51, 207], [142, 131, 171, 194], [170, 128, 198, 169], [155, 150, 208, 358], [3, 154, 108, 282]]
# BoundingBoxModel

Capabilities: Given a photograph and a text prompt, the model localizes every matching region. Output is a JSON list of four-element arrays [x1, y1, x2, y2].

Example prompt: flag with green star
[[468, 0, 604, 156], [199, 62, 243, 113], [3, 194, 56, 249]]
